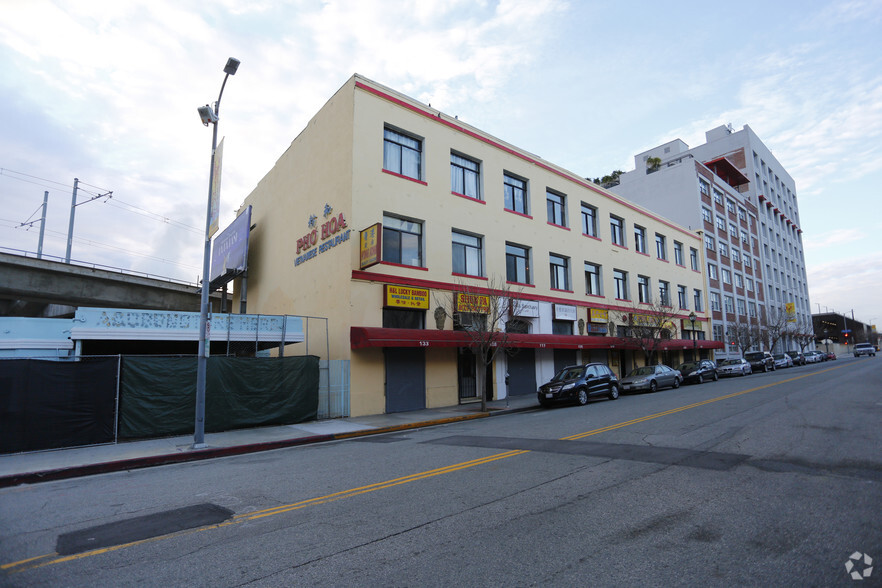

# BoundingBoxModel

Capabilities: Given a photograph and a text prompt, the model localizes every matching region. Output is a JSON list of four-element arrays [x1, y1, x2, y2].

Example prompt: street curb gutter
[[0, 404, 537, 489]]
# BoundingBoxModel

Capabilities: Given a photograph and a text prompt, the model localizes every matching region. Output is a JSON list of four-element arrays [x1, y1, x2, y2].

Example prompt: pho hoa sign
[[295, 203, 351, 267]]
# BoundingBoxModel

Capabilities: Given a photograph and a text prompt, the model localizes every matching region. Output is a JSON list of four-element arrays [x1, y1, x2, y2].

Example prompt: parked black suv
[[676, 360, 719, 384], [744, 351, 775, 372], [538, 363, 619, 407]]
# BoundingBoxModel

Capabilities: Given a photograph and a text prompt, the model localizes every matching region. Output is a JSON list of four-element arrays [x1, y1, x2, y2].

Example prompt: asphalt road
[[2, 357, 880, 587]]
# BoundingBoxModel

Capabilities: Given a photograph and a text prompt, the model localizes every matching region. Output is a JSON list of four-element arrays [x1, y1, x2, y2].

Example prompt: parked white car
[[773, 353, 793, 369], [854, 343, 877, 357], [717, 358, 752, 376]]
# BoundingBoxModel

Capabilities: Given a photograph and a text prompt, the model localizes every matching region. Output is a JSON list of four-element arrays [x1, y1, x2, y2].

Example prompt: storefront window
[[454, 312, 486, 331], [552, 320, 573, 335], [383, 308, 424, 329]]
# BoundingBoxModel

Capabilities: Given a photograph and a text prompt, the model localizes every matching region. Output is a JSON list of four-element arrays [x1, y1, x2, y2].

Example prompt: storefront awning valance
[[659, 339, 724, 351], [351, 327, 724, 351]]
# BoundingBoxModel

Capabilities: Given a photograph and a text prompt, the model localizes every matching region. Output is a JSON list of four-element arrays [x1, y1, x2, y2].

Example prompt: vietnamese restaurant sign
[[295, 204, 351, 267]]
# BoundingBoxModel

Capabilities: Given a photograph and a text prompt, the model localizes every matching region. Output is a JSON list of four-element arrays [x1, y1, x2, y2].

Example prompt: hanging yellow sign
[[360, 223, 381, 269], [456, 292, 490, 314], [385, 285, 429, 309], [589, 308, 608, 324]]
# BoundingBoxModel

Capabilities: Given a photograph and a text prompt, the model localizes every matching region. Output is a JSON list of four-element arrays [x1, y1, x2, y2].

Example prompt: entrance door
[[618, 350, 631, 379], [385, 348, 426, 413], [458, 348, 495, 402], [507, 348, 536, 396], [553, 349, 577, 372]]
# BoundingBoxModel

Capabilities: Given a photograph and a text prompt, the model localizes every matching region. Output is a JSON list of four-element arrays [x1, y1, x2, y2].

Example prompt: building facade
[[612, 125, 812, 357], [813, 312, 878, 355], [236, 75, 719, 417]]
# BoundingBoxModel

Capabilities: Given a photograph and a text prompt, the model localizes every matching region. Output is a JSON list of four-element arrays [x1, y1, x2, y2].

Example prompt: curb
[[0, 404, 537, 488]]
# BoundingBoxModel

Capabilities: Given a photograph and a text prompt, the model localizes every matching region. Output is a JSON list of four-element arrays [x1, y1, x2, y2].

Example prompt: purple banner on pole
[[210, 205, 251, 289]]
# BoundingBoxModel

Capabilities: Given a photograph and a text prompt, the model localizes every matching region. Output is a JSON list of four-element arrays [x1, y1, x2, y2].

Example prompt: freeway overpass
[[0, 250, 226, 317]]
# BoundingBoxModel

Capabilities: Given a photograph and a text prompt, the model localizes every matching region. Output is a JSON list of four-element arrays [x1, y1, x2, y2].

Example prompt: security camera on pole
[[193, 57, 240, 449]]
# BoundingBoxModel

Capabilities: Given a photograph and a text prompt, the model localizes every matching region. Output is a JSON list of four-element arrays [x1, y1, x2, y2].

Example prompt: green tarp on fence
[[119, 356, 319, 439]]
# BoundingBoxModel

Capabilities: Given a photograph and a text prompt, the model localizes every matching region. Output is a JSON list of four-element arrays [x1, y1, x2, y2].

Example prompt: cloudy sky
[[1, 0, 880, 326]]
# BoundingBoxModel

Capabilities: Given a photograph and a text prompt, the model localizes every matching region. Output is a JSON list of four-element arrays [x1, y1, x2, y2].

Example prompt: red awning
[[659, 339, 724, 351], [351, 327, 723, 351]]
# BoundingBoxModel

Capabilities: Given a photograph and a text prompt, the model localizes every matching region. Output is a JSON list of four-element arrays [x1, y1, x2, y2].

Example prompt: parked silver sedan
[[717, 358, 752, 376], [773, 353, 793, 369], [620, 364, 682, 393]]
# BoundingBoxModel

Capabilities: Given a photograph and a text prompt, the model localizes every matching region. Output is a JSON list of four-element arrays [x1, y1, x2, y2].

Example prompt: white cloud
[[806, 251, 882, 321], [803, 228, 865, 250]]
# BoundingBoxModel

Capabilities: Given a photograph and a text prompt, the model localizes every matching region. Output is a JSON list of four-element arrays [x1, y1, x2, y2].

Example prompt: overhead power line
[[0, 219, 201, 272], [1, 167, 202, 234]]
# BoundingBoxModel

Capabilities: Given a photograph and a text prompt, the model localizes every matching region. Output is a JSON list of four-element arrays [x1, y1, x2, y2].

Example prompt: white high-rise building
[[611, 124, 812, 356]]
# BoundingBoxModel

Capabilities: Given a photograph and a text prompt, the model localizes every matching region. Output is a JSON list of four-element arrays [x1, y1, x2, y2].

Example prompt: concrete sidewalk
[[0, 395, 540, 488]]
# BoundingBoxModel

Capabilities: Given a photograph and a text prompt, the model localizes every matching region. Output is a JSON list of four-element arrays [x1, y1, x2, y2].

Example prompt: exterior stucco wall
[[239, 74, 713, 416], [237, 77, 357, 363]]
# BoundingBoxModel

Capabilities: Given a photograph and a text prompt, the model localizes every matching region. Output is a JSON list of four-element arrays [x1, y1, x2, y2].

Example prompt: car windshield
[[628, 366, 656, 377], [719, 359, 739, 365], [551, 367, 584, 382], [744, 353, 763, 360], [773, 354, 785, 359], [678, 362, 699, 371]]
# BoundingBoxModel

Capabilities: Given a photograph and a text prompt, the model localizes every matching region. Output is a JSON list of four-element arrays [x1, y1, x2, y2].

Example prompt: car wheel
[[673, 377, 680, 389], [697, 374, 703, 385], [608, 385, 619, 401], [649, 380, 658, 393], [577, 388, 589, 406], [712, 371, 719, 381]]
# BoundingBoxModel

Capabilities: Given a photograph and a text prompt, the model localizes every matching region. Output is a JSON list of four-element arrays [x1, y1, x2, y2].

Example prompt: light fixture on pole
[[194, 57, 240, 449], [688, 311, 697, 359]]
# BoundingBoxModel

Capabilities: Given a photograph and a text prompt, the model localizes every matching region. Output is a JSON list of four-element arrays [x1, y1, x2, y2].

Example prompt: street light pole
[[689, 311, 697, 360], [194, 57, 240, 449]]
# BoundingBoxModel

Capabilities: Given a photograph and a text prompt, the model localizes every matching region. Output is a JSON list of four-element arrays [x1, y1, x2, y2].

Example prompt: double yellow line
[[3, 363, 847, 574]]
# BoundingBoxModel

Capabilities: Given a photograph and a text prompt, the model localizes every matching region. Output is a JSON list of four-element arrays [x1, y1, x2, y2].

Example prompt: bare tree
[[760, 306, 794, 352], [615, 298, 683, 366], [789, 318, 815, 353], [726, 316, 761, 355], [434, 277, 523, 412]]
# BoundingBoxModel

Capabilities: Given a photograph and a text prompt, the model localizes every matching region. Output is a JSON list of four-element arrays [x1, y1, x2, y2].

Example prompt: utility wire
[[18, 204, 44, 226], [0, 168, 112, 197], [2, 167, 201, 234], [0, 220, 201, 271], [106, 199, 202, 234], [0, 168, 72, 191]]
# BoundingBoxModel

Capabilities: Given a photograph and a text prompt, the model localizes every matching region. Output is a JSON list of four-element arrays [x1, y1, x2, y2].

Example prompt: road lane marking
[[2, 362, 850, 574]]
